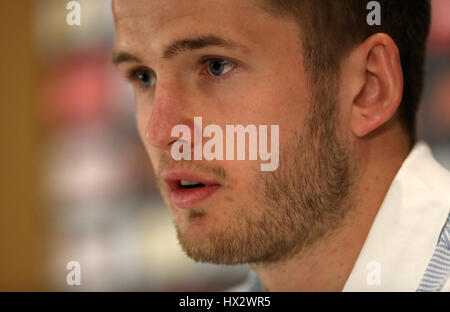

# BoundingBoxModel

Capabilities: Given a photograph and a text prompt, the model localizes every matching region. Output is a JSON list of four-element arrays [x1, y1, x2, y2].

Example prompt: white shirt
[[230, 142, 450, 292], [343, 142, 450, 291]]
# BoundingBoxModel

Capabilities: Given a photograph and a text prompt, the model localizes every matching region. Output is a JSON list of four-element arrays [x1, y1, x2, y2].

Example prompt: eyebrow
[[112, 52, 142, 65], [162, 35, 241, 59], [112, 34, 243, 65]]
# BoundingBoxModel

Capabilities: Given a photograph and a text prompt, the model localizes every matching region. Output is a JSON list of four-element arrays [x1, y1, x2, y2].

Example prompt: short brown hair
[[257, 0, 431, 144]]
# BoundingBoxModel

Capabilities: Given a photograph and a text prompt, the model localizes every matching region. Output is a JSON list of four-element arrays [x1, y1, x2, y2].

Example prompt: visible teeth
[[180, 180, 201, 186]]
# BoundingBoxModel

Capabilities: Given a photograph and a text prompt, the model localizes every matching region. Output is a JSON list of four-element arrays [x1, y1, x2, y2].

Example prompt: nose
[[144, 81, 193, 151]]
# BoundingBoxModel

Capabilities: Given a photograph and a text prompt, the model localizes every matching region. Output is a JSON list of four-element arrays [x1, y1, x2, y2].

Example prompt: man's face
[[113, 0, 353, 264]]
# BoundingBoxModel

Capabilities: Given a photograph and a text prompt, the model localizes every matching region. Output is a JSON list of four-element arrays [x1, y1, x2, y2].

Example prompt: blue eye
[[207, 58, 235, 76], [135, 69, 155, 88]]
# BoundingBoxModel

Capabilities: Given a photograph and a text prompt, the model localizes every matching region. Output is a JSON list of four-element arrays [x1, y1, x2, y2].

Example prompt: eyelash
[[126, 57, 239, 88]]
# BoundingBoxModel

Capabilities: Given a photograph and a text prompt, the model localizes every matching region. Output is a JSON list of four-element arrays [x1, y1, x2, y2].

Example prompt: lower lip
[[170, 185, 220, 208]]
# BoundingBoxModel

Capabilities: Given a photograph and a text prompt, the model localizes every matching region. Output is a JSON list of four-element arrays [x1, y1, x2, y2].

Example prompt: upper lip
[[162, 170, 222, 191]]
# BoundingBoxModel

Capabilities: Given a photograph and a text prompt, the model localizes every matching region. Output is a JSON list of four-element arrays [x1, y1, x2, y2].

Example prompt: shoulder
[[400, 142, 450, 201], [417, 214, 450, 292]]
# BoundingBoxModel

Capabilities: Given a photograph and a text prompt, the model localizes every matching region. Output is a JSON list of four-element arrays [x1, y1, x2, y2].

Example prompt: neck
[[251, 126, 411, 291]]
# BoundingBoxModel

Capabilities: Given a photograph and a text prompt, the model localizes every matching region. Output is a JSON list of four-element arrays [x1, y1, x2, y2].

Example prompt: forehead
[[112, 0, 260, 24], [112, 0, 301, 57]]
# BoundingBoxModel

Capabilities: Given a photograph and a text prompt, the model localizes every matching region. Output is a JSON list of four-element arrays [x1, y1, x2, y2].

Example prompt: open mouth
[[162, 172, 222, 208], [179, 180, 206, 189]]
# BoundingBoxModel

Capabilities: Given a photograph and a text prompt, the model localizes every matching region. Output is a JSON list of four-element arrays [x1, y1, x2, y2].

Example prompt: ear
[[351, 33, 403, 137]]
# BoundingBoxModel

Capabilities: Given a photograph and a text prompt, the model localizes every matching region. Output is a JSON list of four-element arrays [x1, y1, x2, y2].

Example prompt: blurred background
[[0, 0, 449, 291]]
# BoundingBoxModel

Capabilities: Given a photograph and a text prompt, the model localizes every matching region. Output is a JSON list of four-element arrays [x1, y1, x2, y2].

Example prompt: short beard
[[175, 83, 355, 265]]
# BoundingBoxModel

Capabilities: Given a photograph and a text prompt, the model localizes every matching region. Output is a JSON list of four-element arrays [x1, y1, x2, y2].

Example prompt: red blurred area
[[428, 0, 450, 54], [41, 48, 122, 129]]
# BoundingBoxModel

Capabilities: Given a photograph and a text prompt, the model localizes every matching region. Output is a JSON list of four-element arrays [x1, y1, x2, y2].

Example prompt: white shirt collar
[[343, 142, 450, 291]]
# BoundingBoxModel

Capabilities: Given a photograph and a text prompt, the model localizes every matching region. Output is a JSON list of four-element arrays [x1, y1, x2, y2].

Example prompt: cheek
[[225, 70, 309, 132], [136, 112, 145, 136], [146, 148, 161, 173], [135, 94, 153, 133], [221, 160, 261, 207]]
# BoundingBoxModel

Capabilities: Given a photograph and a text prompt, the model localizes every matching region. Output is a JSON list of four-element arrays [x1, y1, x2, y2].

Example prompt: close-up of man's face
[[5, 0, 450, 294], [4, 0, 450, 295], [113, 0, 354, 265]]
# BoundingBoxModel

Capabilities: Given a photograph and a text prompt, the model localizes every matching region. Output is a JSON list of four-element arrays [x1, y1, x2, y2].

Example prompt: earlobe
[[351, 34, 403, 138]]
